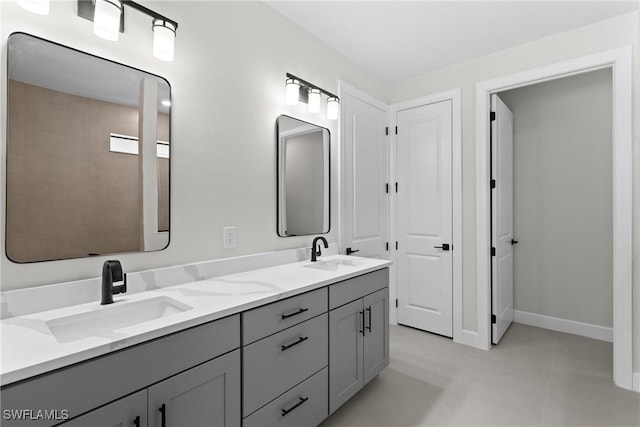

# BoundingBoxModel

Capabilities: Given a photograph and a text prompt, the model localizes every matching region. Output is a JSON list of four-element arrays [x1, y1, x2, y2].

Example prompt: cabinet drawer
[[329, 268, 389, 309], [243, 287, 327, 345], [243, 367, 328, 427], [243, 313, 328, 417]]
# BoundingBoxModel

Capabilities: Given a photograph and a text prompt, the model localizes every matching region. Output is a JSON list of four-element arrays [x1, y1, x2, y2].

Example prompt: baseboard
[[633, 372, 640, 392], [514, 310, 612, 342]]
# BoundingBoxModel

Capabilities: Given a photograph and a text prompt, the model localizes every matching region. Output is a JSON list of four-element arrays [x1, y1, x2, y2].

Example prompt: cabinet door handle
[[159, 404, 166, 427], [281, 336, 308, 351], [366, 306, 372, 333], [133, 415, 140, 427], [281, 307, 308, 319], [360, 310, 365, 336], [281, 397, 309, 416]]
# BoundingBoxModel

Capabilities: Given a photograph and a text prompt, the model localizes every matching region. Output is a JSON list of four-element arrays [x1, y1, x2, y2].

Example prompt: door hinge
[[385, 183, 389, 194], [395, 126, 398, 135], [385, 126, 389, 136], [490, 179, 496, 189], [491, 247, 496, 257], [395, 182, 398, 193], [395, 298, 398, 308], [386, 242, 389, 251], [395, 241, 398, 250], [490, 112, 496, 121], [491, 314, 497, 324]]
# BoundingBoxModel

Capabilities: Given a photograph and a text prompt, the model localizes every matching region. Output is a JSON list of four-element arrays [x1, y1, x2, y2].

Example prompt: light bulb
[[327, 97, 340, 120], [286, 79, 300, 105], [16, 0, 49, 15], [153, 20, 176, 62], [93, 0, 122, 41], [308, 88, 321, 113]]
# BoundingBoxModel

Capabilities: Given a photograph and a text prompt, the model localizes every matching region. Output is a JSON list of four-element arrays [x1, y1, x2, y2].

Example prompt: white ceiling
[[264, 0, 639, 82]]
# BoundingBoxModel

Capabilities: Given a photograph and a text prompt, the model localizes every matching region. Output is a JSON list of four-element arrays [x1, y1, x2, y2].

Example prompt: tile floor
[[320, 323, 640, 427]]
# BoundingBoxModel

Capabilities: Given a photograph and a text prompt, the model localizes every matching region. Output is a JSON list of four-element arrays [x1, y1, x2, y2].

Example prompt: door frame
[[475, 47, 633, 390], [390, 89, 463, 342]]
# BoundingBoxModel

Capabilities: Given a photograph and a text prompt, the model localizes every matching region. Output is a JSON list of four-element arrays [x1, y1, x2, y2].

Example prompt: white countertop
[[0, 255, 391, 386]]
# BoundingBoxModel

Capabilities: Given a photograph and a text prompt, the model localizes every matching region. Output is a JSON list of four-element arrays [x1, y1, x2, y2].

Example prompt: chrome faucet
[[310, 237, 329, 262], [101, 260, 127, 305]]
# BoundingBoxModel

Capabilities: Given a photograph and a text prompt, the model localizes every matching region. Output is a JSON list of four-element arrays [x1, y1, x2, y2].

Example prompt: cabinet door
[[328, 299, 364, 414], [363, 287, 389, 384], [61, 390, 146, 427], [148, 350, 240, 427]]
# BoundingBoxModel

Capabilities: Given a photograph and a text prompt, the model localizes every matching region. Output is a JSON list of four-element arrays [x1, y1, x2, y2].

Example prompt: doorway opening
[[491, 69, 613, 347], [476, 47, 633, 390]]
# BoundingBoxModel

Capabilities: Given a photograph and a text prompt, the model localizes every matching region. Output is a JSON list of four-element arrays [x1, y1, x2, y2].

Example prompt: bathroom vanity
[[0, 255, 390, 426]]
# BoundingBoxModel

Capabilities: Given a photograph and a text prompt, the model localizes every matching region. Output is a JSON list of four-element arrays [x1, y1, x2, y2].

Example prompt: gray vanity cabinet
[[363, 287, 390, 384], [1, 315, 240, 427], [328, 269, 389, 414], [60, 390, 147, 427], [148, 350, 240, 427], [241, 288, 329, 426]]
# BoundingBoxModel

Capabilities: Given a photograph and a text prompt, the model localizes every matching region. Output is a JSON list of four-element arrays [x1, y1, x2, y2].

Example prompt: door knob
[[434, 243, 450, 251], [510, 239, 519, 245], [346, 247, 360, 255]]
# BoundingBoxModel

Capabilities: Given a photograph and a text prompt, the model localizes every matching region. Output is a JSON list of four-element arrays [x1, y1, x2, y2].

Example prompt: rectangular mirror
[[277, 115, 330, 237], [6, 33, 171, 263]]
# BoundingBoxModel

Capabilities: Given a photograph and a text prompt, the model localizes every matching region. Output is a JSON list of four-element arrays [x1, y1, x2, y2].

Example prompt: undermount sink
[[304, 258, 362, 272], [46, 296, 192, 343]]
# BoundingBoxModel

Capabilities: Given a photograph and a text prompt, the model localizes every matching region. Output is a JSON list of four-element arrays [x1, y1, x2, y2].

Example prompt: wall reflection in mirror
[[5, 33, 171, 263], [277, 115, 330, 237]]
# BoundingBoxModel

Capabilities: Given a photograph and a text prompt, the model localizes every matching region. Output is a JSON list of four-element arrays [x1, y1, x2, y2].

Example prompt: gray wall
[[499, 69, 613, 327]]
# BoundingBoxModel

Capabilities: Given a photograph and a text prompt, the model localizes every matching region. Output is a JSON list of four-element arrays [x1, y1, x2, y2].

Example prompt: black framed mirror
[[276, 115, 330, 237], [6, 33, 171, 262]]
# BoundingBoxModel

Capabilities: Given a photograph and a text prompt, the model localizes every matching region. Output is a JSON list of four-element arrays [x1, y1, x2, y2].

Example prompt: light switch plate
[[223, 226, 236, 248]]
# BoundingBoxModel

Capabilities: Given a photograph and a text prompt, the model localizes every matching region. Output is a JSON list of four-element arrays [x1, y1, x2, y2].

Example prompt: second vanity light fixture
[[286, 73, 340, 120], [78, 0, 178, 61]]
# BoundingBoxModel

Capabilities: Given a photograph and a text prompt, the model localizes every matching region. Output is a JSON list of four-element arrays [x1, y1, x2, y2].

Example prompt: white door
[[397, 100, 453, 337], [491, 94, 515, 344], [343, 91, 388, 258]]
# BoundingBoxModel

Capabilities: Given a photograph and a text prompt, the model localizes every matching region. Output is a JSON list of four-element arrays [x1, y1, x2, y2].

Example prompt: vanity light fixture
[[326, 97, 340, 120], [285, 78, 301, 105], [93, 0, 122, 41], [153, 19, 176, 62], [308, 88, 321, 113], [77, 0, 178, 61], [285, 73, 340, 120], [16, 0, 49, 15]]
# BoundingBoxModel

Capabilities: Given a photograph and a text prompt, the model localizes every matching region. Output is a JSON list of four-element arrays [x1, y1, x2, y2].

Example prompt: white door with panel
[[343, 91, 388, 257], [397, 100, 453, 337], [491, 94, 515, 344]]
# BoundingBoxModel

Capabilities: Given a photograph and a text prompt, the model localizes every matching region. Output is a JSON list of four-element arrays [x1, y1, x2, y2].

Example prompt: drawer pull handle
[[281, 397, 309, 416], [133, 415, 140, 427], [366, 306, 372, 332], [281, 336, 308, 351], [281, 307, 309, 319], [360, 310, 365, 336], [159, 404, 166, 427]]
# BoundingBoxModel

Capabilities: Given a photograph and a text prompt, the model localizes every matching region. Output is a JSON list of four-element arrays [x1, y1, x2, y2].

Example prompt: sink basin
[[46, 296, 192, 343], [304, 258, 362, 272]]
